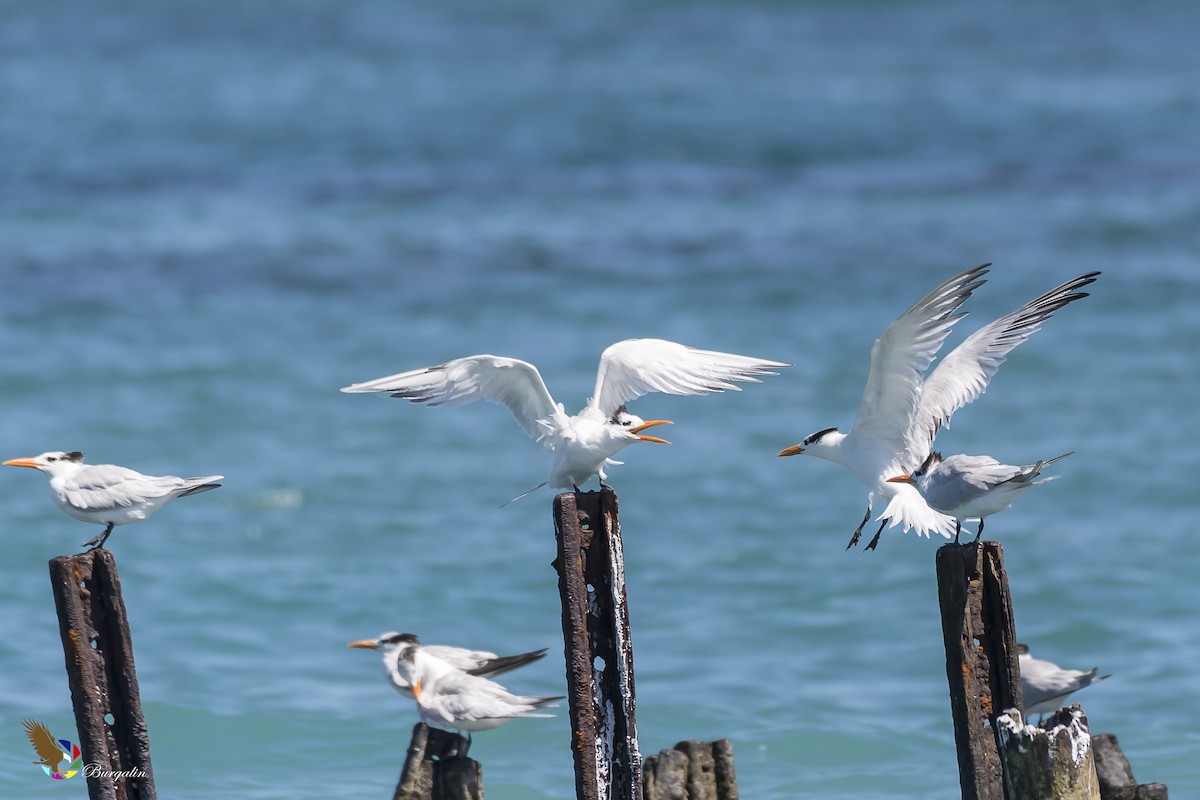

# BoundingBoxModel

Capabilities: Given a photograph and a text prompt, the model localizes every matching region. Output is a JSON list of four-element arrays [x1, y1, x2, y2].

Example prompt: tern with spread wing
[[1019, 643, 1110, 718], [349, 632, 562, 751], [887, 451, 1071, 543], [342, 338, 789, 493], [777, 266, 1098, 550], [4, 451, 223, 549], [348, 631, 548, 698]]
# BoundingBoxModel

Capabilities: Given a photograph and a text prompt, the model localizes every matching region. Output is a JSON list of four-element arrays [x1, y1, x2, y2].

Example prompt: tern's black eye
[[47, 456, 58, 462]]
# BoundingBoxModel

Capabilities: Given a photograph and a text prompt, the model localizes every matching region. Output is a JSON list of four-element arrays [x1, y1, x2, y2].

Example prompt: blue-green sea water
[[2, 1, 1198, 797]]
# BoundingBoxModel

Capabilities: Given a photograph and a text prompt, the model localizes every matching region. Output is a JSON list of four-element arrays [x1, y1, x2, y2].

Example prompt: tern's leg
[[953, 520, 962, 545], [83, 523, 115, 551], [845, 503, 872, 549], [972, 518, 985, 544], [864, 518, 888, 551]]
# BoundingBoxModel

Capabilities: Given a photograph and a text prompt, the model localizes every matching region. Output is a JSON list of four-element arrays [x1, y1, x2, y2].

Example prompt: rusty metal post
[[48, 549, 155, 800], [553, 487, 642, 800], [935, 541, 1023, 800]]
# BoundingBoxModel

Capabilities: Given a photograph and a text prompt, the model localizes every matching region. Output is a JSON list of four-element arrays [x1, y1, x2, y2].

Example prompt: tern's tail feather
[[180, 477, 224, 497], [878, 484, 957, 539]]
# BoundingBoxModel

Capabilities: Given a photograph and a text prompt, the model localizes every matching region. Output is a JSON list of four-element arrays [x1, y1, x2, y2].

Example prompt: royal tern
[[1018, 643, 1110, 718], [887, 451, 1072, 543], [777, 266, 1099, 550], [4, 451, 223, 549], [349, 632, 562, 750], [342, 338, 790, 492], [347, 631, 548, 698]]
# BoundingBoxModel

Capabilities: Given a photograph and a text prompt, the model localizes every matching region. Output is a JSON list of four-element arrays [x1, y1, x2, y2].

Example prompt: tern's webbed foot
[[845, 505, 872, 550], [864, 518, 887, 551]]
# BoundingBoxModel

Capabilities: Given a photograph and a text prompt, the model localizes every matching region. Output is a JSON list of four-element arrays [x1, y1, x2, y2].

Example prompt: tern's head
[[777, 427, 844, 460], [4, 451, 85, 476], [886, 451, 942, 486], [349, 631, 419, 660], [609, 406, 672, 445]]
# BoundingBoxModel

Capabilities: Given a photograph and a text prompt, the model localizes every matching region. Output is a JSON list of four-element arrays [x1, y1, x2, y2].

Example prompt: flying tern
[[777, 266, 1099, 550], [887, 451, 1072, 543], [4, 451, 223, 549], [342, 338, 790, 493], [1018, 643, 1110, 719], [347, 631, 548, 698], [349, 632, 562, 751]]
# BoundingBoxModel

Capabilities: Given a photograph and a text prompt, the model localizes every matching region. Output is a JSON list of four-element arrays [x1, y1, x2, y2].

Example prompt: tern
[[342, 338, 790, 493], [1019, 643, 1110, 719], [347, 631, 548, 698], [4, 451, 223, 549], [349, 632, 562, 751], [887, 451, 1072, 543], [777, 266, 1099, 550]]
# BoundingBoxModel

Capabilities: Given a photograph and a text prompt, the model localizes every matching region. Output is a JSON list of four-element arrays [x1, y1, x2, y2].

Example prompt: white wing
[[588, 339, 790, 417], [341, 355, 559, 440], [906, 272, 1099, 464], [421, 645, 498, 671], [62, 466, 207, 511], [851, 265, 989, 452]]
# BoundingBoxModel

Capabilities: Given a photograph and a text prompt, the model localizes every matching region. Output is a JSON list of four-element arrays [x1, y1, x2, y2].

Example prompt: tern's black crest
[[63, 451, 85, 463], [609, 404, 631, 425], [380, 632, 419, 646], [802, 427, 839, 447], [915, 451, 943, 476]]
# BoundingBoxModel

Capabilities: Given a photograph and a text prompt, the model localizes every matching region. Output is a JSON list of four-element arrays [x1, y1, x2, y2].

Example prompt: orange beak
[[629, 419, 672, 444], [3, 458, 40, 469], [886, 473, 915, 485], [411, 680, 421, 700], [776, 444, 804, 457], [347, 639, 379, 650]]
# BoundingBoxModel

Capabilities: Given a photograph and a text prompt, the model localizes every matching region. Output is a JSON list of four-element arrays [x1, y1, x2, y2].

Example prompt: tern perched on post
[[342, 338, 790, 493], [1018, 643, 1110, 719], [349, 632, 562, 751], [3, 451, 223, 549], [777, 266, 1099, 550], [887, 451, 1072, 543], [347, 631, 548, 698]]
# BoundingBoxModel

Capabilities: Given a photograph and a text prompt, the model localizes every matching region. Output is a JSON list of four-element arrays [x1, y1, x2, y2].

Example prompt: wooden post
[[644, 740, 738, 800], [48, 549, 155, 800], [393, 723, 482, 800], [1092, 734, 1168, 800], [996, 706, 1100, 799], [553, 487, 642, 800], [935, 541, 1023, 800]]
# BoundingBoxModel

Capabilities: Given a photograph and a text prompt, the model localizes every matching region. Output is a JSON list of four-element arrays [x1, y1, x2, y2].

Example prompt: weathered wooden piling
[[394, 723, 483, 800], [996, 706, 1099, 799], [935, 541, 1022, 800], [48, 548, 155, 800], [643, 740, 738, 800], [1092, 734, 1168, 800], [553, 487, 642, 800]]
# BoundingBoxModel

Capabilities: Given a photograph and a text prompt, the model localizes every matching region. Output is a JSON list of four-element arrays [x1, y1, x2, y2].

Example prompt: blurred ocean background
[[1, 1, 1197, 797]]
